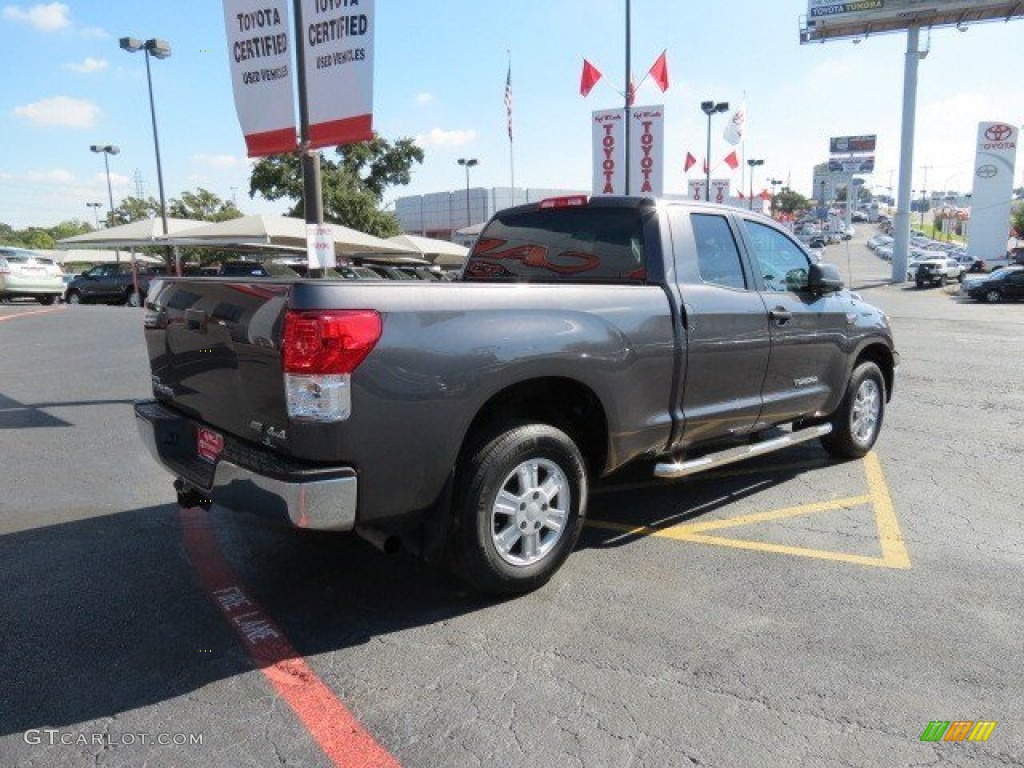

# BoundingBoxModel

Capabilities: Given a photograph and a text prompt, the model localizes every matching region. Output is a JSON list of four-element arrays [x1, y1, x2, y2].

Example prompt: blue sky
[[1, 0, 1021, 228]]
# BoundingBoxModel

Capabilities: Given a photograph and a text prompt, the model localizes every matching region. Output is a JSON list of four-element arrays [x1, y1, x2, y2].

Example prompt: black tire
[[820, 361, 886, 459], [66, 290, 82, 305], [36, 295, 55, 306], [915, 279, 924, 289], [452, 422, 587, 595], [985, 289, 1001, 304]]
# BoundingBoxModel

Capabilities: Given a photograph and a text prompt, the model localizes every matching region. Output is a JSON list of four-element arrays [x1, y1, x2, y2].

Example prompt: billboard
[[709, 179, 731, 205], [687, 180, 707, 201], [802, 1, 1024, 43], [967, 121, 1018, 263], [830, 135, 876, 154], [828, 156, 875, 173], [629, 105, 664, 196]]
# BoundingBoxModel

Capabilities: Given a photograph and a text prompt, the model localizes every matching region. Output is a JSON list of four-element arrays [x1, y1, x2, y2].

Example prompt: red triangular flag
[[702, 158, 709, 175], [627, 75, 637, 106], [580, 59, 603, 98], [648, 51, 669, 92], [724, 151, 739, 170], [737, 191, 745, 199], [684, 152, 696, 173]]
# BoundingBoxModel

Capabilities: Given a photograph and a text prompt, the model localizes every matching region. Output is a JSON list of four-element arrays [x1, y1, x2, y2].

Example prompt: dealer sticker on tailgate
[[196, 427, 224, 463]]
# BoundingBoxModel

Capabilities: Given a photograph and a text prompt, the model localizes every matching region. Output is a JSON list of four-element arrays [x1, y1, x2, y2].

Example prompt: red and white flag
[[684, 152, 696, 173], [648, 50, 669, 92], [723, 151, 739, 170], [580, 59, 603, 97]]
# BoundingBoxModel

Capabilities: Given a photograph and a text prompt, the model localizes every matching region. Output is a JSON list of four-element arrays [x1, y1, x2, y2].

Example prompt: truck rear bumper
[[134, 399, 357, 531]]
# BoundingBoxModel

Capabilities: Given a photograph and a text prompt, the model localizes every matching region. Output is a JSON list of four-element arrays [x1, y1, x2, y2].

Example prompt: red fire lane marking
[[179, 507, 402, 768], [0, 307, 66, 322]]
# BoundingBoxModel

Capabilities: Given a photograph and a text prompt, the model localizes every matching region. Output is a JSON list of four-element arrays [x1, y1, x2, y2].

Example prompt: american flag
[[504, 63, 513, 141]]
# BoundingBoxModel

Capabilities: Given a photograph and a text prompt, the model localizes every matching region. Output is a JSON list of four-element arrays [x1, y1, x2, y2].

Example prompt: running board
[[653, 423, 833, 479]]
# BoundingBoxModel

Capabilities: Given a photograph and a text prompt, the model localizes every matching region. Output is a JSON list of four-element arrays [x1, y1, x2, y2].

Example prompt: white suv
[[913, 257, 964, 288], [0, 248, 64, 305]]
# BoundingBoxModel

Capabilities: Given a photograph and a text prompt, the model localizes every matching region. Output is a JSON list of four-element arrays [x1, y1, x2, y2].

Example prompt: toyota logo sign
[[984, 124, 1013, 142], [976, 164, 998, 179]]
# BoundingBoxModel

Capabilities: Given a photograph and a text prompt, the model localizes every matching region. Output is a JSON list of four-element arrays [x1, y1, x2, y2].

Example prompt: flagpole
[[507, 49, 515, 194], [624, 0, 631, 195]]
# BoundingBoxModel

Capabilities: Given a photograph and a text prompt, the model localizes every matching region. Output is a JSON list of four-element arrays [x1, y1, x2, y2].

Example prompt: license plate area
[[196, 426, 224, 464]]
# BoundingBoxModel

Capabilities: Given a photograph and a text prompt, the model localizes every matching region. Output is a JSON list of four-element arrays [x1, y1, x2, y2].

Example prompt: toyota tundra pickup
[[135, 196, 898, 594]]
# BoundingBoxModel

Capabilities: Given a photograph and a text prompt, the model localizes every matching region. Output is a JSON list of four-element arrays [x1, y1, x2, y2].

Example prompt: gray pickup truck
[[135, 196, 898, 594]]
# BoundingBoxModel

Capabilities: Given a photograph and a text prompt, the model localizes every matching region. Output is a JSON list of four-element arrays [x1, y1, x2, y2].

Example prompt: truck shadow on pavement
[[0, 393, 138, 429]]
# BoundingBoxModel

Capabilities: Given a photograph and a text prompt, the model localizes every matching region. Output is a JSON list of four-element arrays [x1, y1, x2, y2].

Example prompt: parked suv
[[914, 257, 964, 288], [0, 247, 64, 305]]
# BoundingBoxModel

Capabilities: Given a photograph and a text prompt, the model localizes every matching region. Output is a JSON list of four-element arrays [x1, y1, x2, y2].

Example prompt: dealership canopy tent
[[38, 249, 163, 265], [56, 217, 207, 249], [166, 215, 408, 257], [386, 234, 469, 267]]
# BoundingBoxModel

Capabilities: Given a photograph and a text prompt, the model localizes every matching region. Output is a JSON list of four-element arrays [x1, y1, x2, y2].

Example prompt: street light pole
[[769, 177, 782, 217], [120, 37, 174, 273], [86, 202, 103, 228], [89, 144, 119, 226], [747, 158, 764, 211], [458, 158, 478, 228], [700, 100, 729, 202]]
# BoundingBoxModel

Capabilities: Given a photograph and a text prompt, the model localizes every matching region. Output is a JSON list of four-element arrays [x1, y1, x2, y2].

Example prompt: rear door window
[[465, 207, 646, 283], [691, 214, 747, 290]]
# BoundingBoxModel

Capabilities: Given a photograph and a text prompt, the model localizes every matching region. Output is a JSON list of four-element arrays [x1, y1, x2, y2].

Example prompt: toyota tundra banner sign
[[300, 0, 375, 148], [629, 105, 664, 196], [967, 121, 1019, 264], [222, 0, 297, 157], [592, 109, 625, 195]]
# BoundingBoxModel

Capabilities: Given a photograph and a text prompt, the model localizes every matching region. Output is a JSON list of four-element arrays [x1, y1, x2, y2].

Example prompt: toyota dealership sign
[[967, 121, 1019, 264]]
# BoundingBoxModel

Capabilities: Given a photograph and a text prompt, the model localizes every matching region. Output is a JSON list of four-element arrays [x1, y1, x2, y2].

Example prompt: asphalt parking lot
[[1, 230, 1022, 768]]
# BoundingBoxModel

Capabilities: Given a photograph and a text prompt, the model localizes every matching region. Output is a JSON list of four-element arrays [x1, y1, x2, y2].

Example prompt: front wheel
[[66, 290, 82, 305], [452, 423, 587, 595], [985, 289, 1001, 303], [821, 361, 885, 459]]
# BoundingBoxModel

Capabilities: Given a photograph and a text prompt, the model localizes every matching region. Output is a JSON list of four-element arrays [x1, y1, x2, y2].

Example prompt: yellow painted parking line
[[587, 452, 911, 569]]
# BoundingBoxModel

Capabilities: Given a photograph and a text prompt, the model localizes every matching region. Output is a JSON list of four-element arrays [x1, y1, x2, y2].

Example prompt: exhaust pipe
[[356, 525, 402, 555]]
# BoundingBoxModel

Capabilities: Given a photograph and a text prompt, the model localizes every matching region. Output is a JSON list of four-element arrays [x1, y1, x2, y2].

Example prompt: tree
[[774, 188, 810, 215], [169, 188, 242, 222], [249, 133, 424, 237], [109, 196, 161, 226], [1012, 201, 1024, 239]]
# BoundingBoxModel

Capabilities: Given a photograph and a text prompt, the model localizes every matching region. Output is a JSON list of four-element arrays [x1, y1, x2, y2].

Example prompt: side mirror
[[807, 262, 843, 293]]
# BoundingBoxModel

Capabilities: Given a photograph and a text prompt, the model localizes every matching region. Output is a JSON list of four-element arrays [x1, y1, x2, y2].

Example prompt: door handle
[[769, 307, 792, 324]]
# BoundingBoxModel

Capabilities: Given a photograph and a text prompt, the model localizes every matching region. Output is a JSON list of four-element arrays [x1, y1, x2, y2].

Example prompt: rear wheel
[[985, 289, 1001, 303], [821, 361, 885, 459], [452, 422, 587, 595]]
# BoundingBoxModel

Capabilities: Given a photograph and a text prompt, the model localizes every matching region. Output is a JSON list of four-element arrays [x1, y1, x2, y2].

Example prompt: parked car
[[0, 247, 63, 305], [216, 260, 301, 278], [65, 262, 151, 305], [867, 235, 892, 251], [914, 258, 964, 288], [965, 266, 1024, 303]]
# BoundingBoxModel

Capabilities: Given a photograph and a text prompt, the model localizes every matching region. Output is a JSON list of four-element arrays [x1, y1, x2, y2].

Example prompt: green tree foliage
[[169, 188, 243, 222], [109, 196, 162, 226], [0, 219, 92, 249], [249, 134, 424, 238], [1011, 201, 1024, 239], [774, 188, 811, 215]]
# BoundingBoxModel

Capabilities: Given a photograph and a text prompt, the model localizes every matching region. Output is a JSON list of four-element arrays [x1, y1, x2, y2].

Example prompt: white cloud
[[415, 92, 433, 105], [2, 2, 70, 31], [63, 56, 108, 74], [415, 128, 477, 147], [13, 95, 101, 128], [191, 153, 245, 170]]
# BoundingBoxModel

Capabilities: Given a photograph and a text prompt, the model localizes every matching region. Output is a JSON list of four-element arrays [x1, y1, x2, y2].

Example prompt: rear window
[[464, 207, 646, 283]]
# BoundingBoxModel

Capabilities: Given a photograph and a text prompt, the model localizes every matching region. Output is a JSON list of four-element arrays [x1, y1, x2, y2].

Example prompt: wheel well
[[460, 377, 609, 477], [855, 344, 895, 401]]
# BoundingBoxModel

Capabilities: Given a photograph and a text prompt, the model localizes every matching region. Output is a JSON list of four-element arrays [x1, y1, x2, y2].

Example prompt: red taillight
[[539, 195, 589, 209], [282, 310, 381, 374]]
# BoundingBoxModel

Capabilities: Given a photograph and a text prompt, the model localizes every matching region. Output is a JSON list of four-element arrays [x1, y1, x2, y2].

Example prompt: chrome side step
[[653, 423, 832, 479]]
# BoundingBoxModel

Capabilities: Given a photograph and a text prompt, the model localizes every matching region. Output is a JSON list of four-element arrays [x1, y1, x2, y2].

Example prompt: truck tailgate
[[144, 279, 292, 448]]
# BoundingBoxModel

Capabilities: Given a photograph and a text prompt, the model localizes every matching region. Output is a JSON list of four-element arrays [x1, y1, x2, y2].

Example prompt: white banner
[[306, 223, 335, 269], [300, 0, 375, 148], [967, 121, 1018, 263], [629, 105, 664, 196], [592, 109, 625, 195], [223, 0, 297, 157], [687, 180, 707, 201], [723, 102, 746, 146], [710, 178, 731, 205]]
